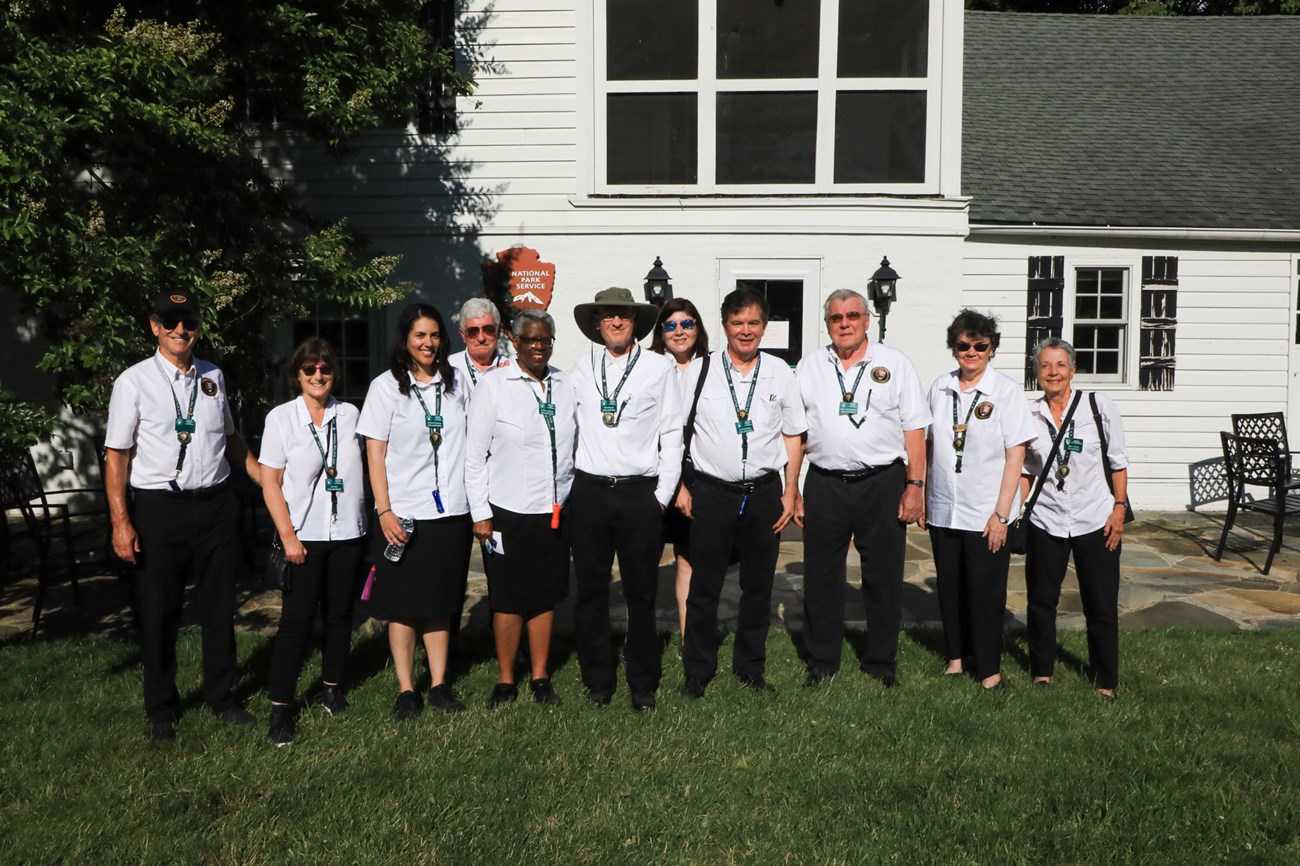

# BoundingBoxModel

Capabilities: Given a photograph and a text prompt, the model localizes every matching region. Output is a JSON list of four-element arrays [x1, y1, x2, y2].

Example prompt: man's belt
[[809, 459, 902, 482], [132, 480, 230, 500], [692, 471, 780, 494], [574, 469, 657, 488]]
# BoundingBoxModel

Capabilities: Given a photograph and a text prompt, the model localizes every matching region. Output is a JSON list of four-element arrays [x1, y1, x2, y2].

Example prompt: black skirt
[[365, 514, 472, 622], [484, 504, 570, 613], [663, 502, 692, 547]]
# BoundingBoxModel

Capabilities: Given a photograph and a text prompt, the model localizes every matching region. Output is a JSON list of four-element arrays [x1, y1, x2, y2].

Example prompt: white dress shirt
[[357, 369, 470, 520], [797, 342, 931, 471], [569, 345, 684, 506], [104, 351, 235, 491], [1025, 390, 1129, 538], [259, 396, 367, 541], [448, 348, 510, 396], [465, 365, 577, 521], [679, 350, 807, 483], [926, 365, 1040, 532]]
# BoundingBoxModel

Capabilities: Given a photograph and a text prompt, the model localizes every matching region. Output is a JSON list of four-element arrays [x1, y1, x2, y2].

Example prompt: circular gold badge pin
[[974, 401, 994, 420], [871, 366, 890, 383], [200, 377, 218, 397]]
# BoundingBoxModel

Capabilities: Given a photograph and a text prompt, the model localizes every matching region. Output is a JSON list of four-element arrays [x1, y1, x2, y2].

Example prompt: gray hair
[[823, 289, 868, 319], [511, 309, 555, 336], [1033, 336, 1077, 369], [459, 297, 500, 325]]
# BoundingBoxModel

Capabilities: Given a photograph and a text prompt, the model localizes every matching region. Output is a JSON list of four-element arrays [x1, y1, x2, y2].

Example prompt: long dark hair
[[388, 302, 455, 396], [650, 297, 710, 359]]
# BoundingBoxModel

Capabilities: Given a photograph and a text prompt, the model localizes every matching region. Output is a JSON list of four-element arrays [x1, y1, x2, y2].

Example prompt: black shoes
[[488, 682, 519, 708], [267, 705, 295, 747], [630, 691, 657, 712], [682, 677, 708, 699], [803, 668, 835, 689], [393, 689, 423, 721], [871, 673, 898, 689], [530, 678, 561, 706], [149, 716, 177, 742], [319, 683, 349, 716], [428, 683, 467, 714], [215, 704, 256, 726], [586, 687, 614, 707], [737, 673, 775, 694]]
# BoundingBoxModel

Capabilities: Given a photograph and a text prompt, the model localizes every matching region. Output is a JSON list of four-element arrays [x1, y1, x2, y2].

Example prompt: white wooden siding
[[964, 235, 1300, 509]]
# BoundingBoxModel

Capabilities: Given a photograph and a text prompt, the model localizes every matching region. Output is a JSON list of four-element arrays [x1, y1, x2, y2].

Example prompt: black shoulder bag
[[1090, 391, 1135, 524], [1009, 391, 1082, 555], [678, 354, 712, 493]]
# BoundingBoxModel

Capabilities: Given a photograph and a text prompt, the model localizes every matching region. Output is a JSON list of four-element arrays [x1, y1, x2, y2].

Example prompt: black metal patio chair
[[1215, 432, 1300, 575]]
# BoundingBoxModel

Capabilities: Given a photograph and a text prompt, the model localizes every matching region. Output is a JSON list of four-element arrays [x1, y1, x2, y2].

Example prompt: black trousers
[[569, 474, 664, 695], [928, 524, 1009, 680], [132, 485, 240, 722], [268, 536, 366, 705], [801, 463, 907, 678], [1025, 524, 1120, 689], [683, 476, 782, 682]]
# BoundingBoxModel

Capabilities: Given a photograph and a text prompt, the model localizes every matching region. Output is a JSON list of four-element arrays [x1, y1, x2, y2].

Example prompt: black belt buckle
[[739, 480, 757, 494]]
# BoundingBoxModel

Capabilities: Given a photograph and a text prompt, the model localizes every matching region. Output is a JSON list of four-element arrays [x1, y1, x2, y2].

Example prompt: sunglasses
[[464, 324, 498, 339], [159, 314, 199, 331], [661, 318, 697, 333], [955, 341, 991, 353], [600, 311, 635, 322], [300, 364, 335, 376], [518, 337, 554, 348], [826, 311, 865, 324]]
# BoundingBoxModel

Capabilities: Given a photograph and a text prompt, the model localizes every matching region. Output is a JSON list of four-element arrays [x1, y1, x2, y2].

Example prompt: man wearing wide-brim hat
[[567, 287, 684, 711]]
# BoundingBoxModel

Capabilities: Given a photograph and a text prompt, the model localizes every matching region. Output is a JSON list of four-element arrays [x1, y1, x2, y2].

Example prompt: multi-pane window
[[599, 0, 937, 192], [1073, 268, 1128, 380], [292, 302, 376, 407]]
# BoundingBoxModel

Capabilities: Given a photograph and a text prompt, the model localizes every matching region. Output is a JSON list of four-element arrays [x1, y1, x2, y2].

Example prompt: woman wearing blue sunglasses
[[651, 298, 711, 639]]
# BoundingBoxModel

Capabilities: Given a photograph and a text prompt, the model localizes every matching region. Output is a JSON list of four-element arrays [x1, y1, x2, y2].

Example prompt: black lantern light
[[867, 256, 900, 343], [643, 255, 673, 307]]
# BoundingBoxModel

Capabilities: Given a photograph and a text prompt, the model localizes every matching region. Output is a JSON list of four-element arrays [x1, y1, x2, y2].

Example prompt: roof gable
[[963, 12, 1300, 230]]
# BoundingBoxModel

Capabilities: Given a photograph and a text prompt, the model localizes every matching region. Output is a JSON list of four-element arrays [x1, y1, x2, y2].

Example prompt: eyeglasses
[[518, 337, 554, 348], [300, 364, 335, 376], [159, 314, 199, 331], [661, 318, 697, 333], [955, 341, 991, 353], [826, 311, 865, 324], [464, 324, 498, 339], [599, 311, 635, 322]]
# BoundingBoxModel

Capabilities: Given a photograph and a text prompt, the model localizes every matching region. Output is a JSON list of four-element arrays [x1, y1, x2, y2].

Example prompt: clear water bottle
[[383, 516, 416, 562]]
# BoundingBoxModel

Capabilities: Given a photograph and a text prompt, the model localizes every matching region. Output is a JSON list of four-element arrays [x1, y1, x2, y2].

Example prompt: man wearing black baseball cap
[[104, 290, 262, 741]]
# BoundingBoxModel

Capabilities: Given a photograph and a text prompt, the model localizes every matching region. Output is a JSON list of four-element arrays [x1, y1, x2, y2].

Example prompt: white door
[[716, 259, 823, 366]]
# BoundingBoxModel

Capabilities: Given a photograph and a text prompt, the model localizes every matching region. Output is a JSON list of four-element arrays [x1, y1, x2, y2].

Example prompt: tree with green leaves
[[0, 1, 473, 448]]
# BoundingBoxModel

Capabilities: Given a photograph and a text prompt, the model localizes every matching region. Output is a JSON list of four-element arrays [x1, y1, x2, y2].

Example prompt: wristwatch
[[994, 512, 1010, 525], [1114, 500, 1129, 508], [905, 479, 925, 488]]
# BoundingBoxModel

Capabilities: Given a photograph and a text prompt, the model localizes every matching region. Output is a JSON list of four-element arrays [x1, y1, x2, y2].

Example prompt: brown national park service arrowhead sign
[[482, 246, 555, 312]]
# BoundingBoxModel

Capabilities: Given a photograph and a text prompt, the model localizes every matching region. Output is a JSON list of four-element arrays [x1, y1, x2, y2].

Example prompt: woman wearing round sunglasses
[[650, 298, 711, 638], [261, 338, 368, 745], [924, 310, 1038, 689]]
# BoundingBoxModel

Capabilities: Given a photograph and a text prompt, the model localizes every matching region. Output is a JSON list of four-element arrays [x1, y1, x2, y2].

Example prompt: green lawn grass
[[2, 628, 1298, 865]]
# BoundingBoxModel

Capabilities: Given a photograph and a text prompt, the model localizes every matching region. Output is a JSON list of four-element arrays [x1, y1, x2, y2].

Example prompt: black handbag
[[1009, 391, 1082, 555], [264, 534, 290, 591], [1090, 392, 1135, 524]]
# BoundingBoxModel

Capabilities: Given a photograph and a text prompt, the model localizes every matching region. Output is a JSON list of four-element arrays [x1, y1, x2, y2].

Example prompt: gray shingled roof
[[964, 12, 1300, 230]]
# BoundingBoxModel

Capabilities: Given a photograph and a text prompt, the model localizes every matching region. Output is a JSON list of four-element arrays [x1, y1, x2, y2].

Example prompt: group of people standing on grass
[[104, 284, 1130, 745]]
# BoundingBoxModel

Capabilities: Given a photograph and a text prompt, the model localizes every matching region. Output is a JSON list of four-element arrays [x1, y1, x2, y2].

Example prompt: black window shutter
[[1025, 256, 1064, 389], [1139, 255, 1178, 391]]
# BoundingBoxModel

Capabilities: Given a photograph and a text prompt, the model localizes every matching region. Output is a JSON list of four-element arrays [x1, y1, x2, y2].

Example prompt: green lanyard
[[1046, 418, 1076, 490], [154, 357, 199, 478], [950, 390, 982, 475], [307, 415, 340, 522], [723, 353, 762, 476], [412, 382, 446, 514], [831, 356, 869, 430], [465, 353, 500, 386], [529, 375, 561, 527], [596, 345, 641, 427]]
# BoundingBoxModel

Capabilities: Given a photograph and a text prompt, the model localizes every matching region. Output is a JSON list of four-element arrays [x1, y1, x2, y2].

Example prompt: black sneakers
[[392, 689, 423, 721], [488, 682, 519, 708], [428, 683, 467, 714], [149, 715, 177, 742], [529, 678, 561, 706], [319, 683, 349, 716], [267, 705, 295, 747]]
